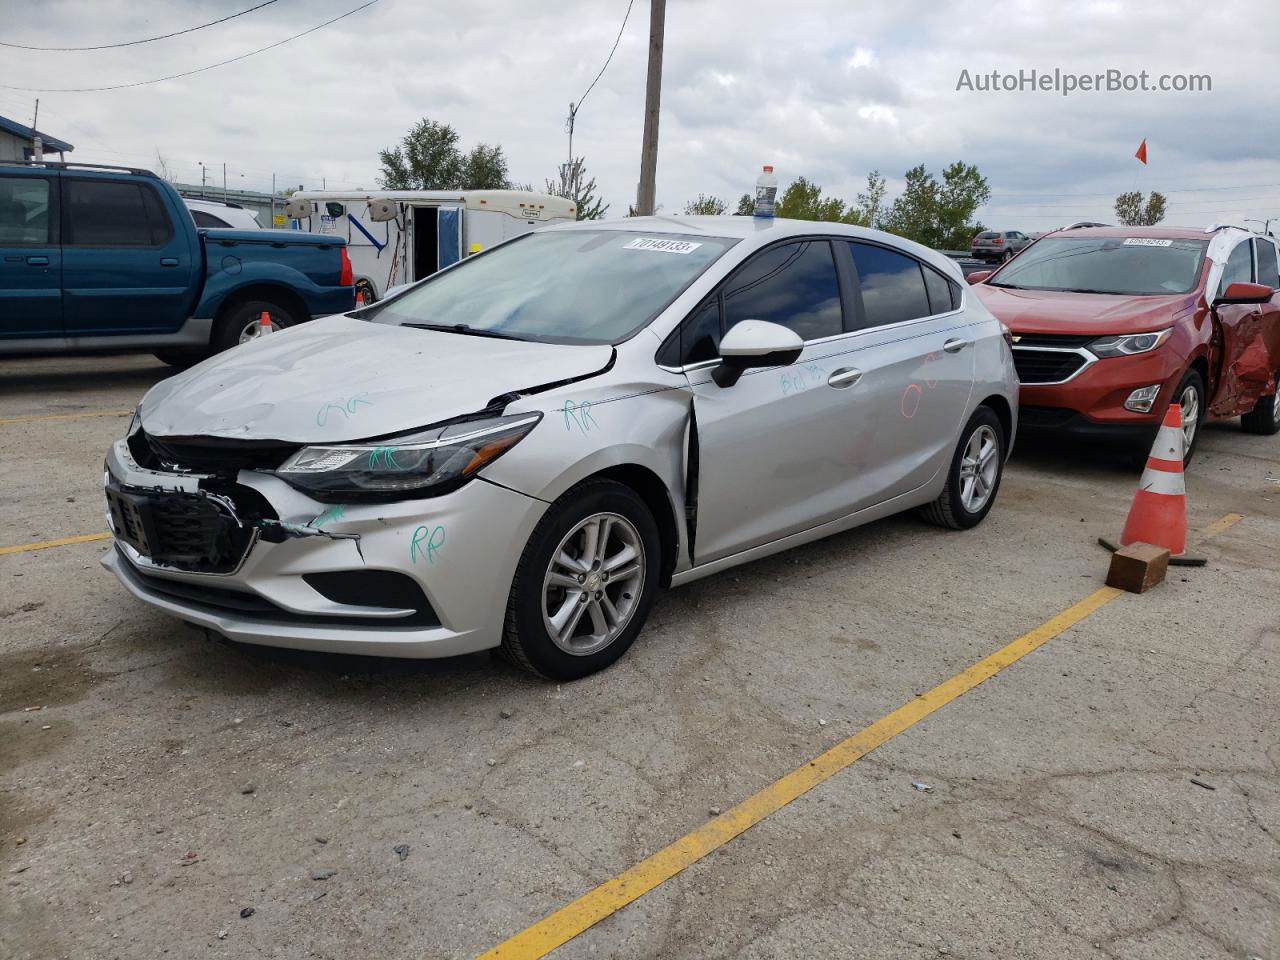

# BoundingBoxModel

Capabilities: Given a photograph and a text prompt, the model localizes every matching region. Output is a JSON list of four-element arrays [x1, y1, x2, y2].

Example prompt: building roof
[[0, 114, 74, 153]]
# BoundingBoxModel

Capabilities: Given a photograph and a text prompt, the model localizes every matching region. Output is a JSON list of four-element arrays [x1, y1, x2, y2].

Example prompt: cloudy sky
[[3, 0, 1278, 231]]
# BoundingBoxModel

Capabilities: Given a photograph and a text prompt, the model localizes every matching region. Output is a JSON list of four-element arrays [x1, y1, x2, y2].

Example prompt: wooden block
[[1106, 542, 1171, 594]]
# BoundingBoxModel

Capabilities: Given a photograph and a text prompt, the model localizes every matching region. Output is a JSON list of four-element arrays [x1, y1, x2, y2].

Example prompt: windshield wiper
[[1057, 288, 1117, 295], [402, 322, 529, 342], [986, 281, 1025, 289]]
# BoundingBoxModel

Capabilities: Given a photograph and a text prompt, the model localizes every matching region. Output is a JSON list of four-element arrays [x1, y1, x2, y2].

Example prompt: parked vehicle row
[[0, 160, 354, 364], [101, 217, 1018, 680]]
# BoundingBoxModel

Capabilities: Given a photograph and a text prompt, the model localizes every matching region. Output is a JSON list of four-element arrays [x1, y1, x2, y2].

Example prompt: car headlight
[[1088, 329, 1172, 358], [276, 412, 541, 501]]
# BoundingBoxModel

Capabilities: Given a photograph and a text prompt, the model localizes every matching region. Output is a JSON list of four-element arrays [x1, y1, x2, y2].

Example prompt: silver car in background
[[103, 217, 1019, 680]]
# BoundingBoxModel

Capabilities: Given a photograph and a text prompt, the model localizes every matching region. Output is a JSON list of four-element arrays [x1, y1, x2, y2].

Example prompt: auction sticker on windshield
[[624, 237, 704, 254], [1122, 238, 1173, 247]]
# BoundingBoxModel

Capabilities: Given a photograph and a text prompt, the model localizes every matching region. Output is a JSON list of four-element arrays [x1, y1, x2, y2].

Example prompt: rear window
[[975, 232, 999, 240], [989, 235, 1208, 296], [848, 242, 932, 327], [66, 179, 172, 246], [0, 175, 51, 244], [191, 209, 232, 229]]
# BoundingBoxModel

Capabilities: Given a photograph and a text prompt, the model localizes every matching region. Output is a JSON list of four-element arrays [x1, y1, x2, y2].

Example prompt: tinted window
[[66, 180, 158, 245], [374, 231, 736, 346], [721, 241, 842, 342], [191, 209, 231, 229], [922, 265, 956, 315], [848, 242, 932, 327], [993, 236, 1208, 296], [681, 297, 721, 364], [976, 232, 998, 240], [1254, 239, 1279, 288], [0, 176, 50, 244], [1218, 241, 1254, 296]]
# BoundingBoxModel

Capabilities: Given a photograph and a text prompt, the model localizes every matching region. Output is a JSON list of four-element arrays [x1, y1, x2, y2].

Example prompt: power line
[[0, 0, 380, 92], [0, 0, 282, 51], [575, 0, 635, 115]]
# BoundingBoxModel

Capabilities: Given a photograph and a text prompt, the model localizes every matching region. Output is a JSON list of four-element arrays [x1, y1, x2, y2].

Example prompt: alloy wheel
[[1179, 383, 1200, 450], [542, 512, 645, 656], [238, 315, 281, 343], [958, 424, 1000, 513]]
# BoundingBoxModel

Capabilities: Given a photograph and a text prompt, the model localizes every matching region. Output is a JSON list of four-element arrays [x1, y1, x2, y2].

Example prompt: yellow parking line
[[476, 513, 1245, 960], [0, 532, 112, 556], [0, 409, 132, 426]]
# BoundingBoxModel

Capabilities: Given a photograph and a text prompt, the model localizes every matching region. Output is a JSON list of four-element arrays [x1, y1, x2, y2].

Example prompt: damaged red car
[[968, 226, 1280, 461]]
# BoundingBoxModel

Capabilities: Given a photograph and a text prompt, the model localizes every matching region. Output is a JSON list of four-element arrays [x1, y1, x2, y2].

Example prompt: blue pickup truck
[[0, 161, 354, 365]]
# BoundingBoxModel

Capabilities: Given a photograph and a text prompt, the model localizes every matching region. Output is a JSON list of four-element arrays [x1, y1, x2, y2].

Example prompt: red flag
[[1135, 139, 1148, 165]]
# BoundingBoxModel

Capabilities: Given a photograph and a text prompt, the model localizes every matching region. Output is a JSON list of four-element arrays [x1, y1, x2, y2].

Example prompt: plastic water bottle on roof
[[754, 164, 778, 219]]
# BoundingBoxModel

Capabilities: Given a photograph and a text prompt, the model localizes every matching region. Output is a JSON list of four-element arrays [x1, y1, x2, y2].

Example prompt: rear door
[[839, 241, 975, 504], [60, 175, 197, 336], [0, 170, 61, 339]]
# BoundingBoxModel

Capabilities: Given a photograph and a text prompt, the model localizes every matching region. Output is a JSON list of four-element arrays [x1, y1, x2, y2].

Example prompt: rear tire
[[152, 349, 204, 369], [1240, 372, 1280, 435], [212, 300, 297, 353], [920, 406, 1006, 530], [501, 479, 661, 681]]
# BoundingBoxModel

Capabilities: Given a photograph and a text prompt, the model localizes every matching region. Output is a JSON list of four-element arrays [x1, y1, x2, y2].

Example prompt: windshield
[[989, 235, 1207, 295], [370, 230, 736, 345]]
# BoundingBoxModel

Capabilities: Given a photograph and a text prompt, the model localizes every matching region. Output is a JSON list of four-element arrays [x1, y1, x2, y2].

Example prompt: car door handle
[[160, 257, 179, 267], [943, 338, 971, 353], [26, 256, 49, 266], [828, 367, 863, 388]]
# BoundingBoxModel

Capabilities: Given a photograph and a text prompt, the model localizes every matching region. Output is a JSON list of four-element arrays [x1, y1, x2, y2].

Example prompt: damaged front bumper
[[101, 438, 546, 658]]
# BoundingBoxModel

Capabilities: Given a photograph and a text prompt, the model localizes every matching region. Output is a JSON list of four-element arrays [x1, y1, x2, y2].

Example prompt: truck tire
[[153, 349, 205, 369], [213, 300, 298, 353]]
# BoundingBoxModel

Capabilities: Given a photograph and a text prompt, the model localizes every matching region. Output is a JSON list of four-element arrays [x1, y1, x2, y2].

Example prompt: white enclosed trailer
[[284, 190, 576, 302]]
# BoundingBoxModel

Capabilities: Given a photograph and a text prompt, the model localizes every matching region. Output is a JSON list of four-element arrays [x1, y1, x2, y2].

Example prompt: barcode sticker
[[1122, 238, 1173, 247], [624, 237, 703, 254]]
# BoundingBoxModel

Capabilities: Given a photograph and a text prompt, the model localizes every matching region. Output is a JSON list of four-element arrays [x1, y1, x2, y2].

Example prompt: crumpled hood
[[973, 284, 1199, 335], [140, 315, 613, 442]]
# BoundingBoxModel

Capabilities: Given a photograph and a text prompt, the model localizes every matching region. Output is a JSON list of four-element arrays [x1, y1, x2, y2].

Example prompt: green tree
[[683, 194, 728, 215], [733, 193, 754, 216], [851, 170, 887, 228], [378, 117, 511, 190], [545, 158, 608, 220], [882, 162, 989, 248], [1114, 190, 1167, 226]]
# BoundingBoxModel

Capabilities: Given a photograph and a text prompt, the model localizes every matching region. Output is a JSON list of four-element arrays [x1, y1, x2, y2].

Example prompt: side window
[[0, 176, 51, 245], [191, 209, 231, 229], [721, 240, 843, 342], [848, 242, 932, 327], [922, 266, 957, 315], [141, 186, 174, 244], [1253, 239, 1279, 288], [682, 297, 721, 364], [66, 179, 155, 246], [1217, 240, 1254, 296]]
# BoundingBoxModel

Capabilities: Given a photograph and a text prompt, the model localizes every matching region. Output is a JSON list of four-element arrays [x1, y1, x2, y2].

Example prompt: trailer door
[[438, 206, 462, 269]]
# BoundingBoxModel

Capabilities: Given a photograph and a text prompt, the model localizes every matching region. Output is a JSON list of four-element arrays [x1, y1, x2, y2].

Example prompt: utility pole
[[31, 98, 38, 131], [223, 162, 228, 203], [200, 162, 207, 198], [635, 0, 665, 217], [271, 172, 276, 227]]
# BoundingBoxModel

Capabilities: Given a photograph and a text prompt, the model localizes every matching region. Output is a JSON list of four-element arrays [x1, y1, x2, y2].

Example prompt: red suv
[[969, 226, 1280, 461]]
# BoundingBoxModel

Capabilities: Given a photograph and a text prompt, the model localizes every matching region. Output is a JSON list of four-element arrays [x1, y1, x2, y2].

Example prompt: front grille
[[1011, 333, 1096, 348], [1013, 349, 1088, 384], [107, 485, 257, 573], [132, 429, 296, 475]]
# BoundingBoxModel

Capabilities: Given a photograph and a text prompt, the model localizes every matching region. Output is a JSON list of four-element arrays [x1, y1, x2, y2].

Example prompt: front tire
[[920, 406, 1005, 530], [1240, 371, 1280, 435], [501, 479, 661, 681], [1171, 369, 1206, 463], [212, 300, 298, 353]]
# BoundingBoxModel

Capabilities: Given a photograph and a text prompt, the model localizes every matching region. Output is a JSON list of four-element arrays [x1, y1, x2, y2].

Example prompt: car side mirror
[[966, 270, 992, 285], [712, 320, 804, 388], [1218, 281, 1275, 305]]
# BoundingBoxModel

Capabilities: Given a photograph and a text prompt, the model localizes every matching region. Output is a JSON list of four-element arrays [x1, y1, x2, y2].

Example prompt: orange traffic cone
[[1119, 404, 1187, 555], [355, 289, 366, 308], [258, 310, 273, 334]]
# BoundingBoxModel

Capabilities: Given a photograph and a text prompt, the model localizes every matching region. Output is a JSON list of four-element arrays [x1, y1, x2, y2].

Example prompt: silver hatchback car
[[103, 217, 1018, 679]]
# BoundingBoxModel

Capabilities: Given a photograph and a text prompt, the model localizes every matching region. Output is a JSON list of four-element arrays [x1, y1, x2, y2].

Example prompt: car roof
[[1043, 225, 1210, 241], [538, 216, 965, 279]]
